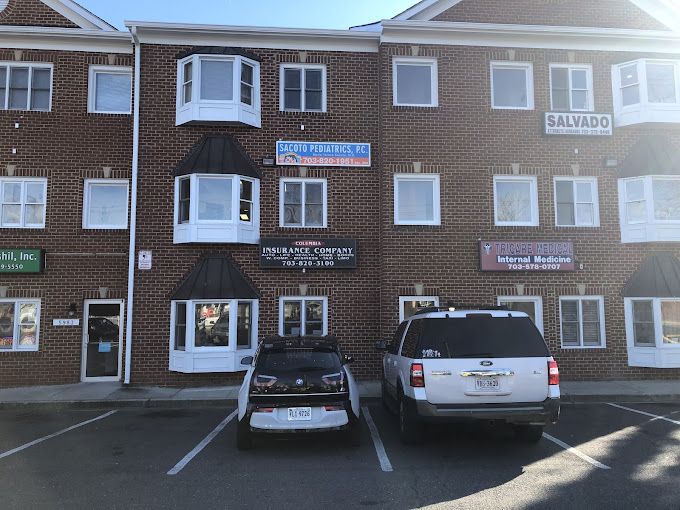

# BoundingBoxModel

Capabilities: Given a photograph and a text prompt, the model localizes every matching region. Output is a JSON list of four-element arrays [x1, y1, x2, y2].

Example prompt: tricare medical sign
[[480, 241, 575, 272]]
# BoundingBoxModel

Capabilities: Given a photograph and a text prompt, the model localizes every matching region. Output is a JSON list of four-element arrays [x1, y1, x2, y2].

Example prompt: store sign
[[276, 141, 371, 168], [261, 238, 357, 269], [480, 241, 575, 272], [0, 249, 43, 274], [544, 112, 613, 136]]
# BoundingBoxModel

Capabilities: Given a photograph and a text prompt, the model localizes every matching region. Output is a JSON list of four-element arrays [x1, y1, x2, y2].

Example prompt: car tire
[[514, 425, 544, 443], [236, 417, 253, 451], [381, 380, 395, 415], [398, 393, 424, 445]]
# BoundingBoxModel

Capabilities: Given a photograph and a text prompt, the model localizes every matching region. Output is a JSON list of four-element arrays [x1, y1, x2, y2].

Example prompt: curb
[[560, 394, 680, 404]]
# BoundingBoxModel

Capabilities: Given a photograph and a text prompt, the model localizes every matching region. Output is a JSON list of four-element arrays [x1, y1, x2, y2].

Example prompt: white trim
[[278, 296, 328, 337], [497, 296, 544, 335], [624, 298, 680, 368], [87, 65, 132, 114], [82, 179, 130, 230], [279, 178, 327, 228], [399, 296, 439, 322], [553, 176, 600, 228], [490, 61, 534, 110], [0, 298, 41, 352], [0, 26, 132, 54], [0, 177, 47, 229], [549, 63, 594, 112], [81, 299, 124, 382], [393, 173, 441, 226], [39, 0, 117, 31], [279, 63, 327, 112], [392, 56, 439, 107], [559, 296, 606, 349], [493, 175, 539, 227], [618, 175, 680, 243], [0, 62, 53, 112]]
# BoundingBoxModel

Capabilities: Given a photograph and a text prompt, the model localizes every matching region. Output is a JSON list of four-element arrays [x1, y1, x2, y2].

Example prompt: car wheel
[[236, 417, 253, 451], [514, 425, 544, 443], [399, 393, 424, 445], [381, 380, 395, 414]]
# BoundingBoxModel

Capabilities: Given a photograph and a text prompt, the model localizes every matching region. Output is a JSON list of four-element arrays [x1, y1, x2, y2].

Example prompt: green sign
[[0, 249, 43, 274]]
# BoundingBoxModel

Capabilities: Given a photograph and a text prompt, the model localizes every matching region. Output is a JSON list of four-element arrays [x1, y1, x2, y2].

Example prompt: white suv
[[377, 308, 560, 444]]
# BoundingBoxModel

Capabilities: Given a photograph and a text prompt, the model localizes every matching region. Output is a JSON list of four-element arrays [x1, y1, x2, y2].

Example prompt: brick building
[[2, 0, 680, 387]]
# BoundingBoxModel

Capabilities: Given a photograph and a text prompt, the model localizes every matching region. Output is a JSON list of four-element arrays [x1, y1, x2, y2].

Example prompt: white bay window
[[619, 176, 680, 243], [625, 298, 680, 368]]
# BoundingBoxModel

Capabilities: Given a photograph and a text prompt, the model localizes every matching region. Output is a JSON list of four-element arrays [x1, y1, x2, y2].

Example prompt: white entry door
[[81, 300, 124, 382]]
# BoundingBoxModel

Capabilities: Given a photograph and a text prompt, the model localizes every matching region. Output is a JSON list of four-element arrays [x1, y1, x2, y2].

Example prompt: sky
[[76, 0, 418, 30]]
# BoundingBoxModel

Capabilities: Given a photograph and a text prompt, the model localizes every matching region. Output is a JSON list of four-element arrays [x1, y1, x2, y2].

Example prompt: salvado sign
[[544, 112, 613, 136]]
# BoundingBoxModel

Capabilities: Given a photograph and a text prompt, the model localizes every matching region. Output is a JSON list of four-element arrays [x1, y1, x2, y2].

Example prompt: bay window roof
[[176, 46, 261, 62], [171, 255, 260, 300], [174, 135, 261, 179], [622, 252, 680, 297], [620, 136, 680, 178]]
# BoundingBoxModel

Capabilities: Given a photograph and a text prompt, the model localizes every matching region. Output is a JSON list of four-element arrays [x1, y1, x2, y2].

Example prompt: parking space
[[1, 402, 679, 509]]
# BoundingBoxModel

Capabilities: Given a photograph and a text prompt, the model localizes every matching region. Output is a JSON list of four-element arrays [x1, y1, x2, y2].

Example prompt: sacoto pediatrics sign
[[276, 141, 371, 167]]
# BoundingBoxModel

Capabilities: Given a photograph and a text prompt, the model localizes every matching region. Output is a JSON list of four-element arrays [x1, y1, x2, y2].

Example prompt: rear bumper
[[411, 397, 561, 425], [245, 398, 359, 434]]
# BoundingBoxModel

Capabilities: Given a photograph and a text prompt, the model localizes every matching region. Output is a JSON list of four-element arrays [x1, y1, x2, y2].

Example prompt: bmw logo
[[480, 361, 493, 367], [296, 378, 304, 386]]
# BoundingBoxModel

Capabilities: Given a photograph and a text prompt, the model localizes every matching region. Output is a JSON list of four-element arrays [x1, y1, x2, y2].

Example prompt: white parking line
[[167, 409, 238, 476], [607, 403, 680, 426], [362, 406, 393, 473], [0, 410, 117, 461], [542, 432, 611, 470]]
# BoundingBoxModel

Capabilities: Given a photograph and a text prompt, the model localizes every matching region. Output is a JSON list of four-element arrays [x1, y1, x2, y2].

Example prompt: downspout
[[124, 26, 141, 385]]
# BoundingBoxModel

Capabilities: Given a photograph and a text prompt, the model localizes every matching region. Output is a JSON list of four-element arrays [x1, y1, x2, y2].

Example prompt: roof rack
[[413, 305, 509, 317]]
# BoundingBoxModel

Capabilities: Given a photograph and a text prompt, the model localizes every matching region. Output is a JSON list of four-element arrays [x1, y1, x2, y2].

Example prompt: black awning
[[620, 135, 680, 178], [173, 135, 261, 179], [176, 46, 261, 62], [622, 252, 680, 298], [171, 255, 260, 300]]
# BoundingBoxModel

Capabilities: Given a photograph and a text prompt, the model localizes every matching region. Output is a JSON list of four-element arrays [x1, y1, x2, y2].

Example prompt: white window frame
[[393, 174, 441, 226], [624, 298, 680, 368], [392, 57, 439, 108], [87, 65, 132, 115], [0, 177, 47, 229], [0, 62, 53, 112], [549, 63, 594, 112], [493, 175, 539, 227], [399, 296, 439, 323], [0, 298, 41, 352], [620, 175, 680, 226], [279, 178, 327, 228], [279, 64, 327, 112], [490, 61, 534, 110], [278, 296, 328, 337], [559, 296, 606, 349], [82, 179, 130, 230], [553, 177, 600, 227], [497, 296, 544, 335]]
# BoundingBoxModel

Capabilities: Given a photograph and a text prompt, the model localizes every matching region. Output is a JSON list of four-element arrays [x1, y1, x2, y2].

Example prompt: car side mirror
[[375, 340, 388, 351], [240, 356, 253, 366], [342, 355, 354, 365]]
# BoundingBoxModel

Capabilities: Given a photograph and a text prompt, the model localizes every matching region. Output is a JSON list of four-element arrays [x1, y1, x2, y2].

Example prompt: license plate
[[475, 378, 500, 391], [287, 407, 312, 421]]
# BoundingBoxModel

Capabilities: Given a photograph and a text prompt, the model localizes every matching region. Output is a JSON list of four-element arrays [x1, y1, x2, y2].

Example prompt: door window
[[85, 303, 121, 378]]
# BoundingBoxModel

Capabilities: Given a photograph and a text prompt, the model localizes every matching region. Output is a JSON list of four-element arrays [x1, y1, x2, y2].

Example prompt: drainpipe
[[124, 26, 141, 386]]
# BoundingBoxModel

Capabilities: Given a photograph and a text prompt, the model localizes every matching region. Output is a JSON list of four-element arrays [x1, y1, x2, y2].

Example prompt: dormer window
[[613, 59, 680, 127], [176, 49, 261, 128]]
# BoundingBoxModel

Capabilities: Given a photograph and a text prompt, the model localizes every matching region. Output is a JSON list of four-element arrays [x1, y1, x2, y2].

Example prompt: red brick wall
[[130, 44, 381, 385], [0, 48, 133, 387], [379, 43, 680, 380], [432, 0, 668, 30], [0, 0, 80, 28]]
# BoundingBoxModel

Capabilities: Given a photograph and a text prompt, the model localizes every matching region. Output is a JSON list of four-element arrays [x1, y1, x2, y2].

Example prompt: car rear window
[[416, 317, 550, 359], [257, 349, 342, 373]]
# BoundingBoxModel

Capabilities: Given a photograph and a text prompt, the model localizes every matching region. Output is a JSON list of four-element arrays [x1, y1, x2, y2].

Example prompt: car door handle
[[460, 370, 515, 377]]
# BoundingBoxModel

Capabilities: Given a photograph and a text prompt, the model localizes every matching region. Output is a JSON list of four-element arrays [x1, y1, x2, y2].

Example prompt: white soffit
[[0, 26, 132, 53], [39, 0, 117, 31]]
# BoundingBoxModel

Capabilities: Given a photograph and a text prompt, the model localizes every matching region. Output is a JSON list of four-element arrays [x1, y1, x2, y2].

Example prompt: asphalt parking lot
[[0, 401, 679, 510]]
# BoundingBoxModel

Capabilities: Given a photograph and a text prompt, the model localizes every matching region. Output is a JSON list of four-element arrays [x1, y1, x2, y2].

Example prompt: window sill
[[277, 110, 327, 115], [559, 345, 607, 350]]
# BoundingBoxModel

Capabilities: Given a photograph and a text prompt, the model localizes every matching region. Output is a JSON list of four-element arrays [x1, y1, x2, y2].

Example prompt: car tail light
[[322, 371, 345, 390], [253, 375, 278, 388], [253, 407, 275, 413], [324, 405, 344, 412], [410, 363, 425, 387], [548, 360, 560, 386]]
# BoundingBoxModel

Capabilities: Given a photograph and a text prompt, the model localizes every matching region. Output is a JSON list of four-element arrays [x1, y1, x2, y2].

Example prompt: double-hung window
[[497, 296, 544, 334], [394, 174, 441, 226], [554, 177, 599, 227], [83, 179, 129, 229], [493, 176, 539, 226], [0, 299, 41, 352], [280, 64, 326, 112], [559, 296, 606, 348], [619, 176, 680, 243], [490, 62, 534, 110], [280, 297, 327, 337], [399, 296, 439, 322], [393, 58, 438, 107], [0, 63, 52, 111], [280, 178, 327, 228], [88, 66, 132, 114], [1, 178, 47, 228], [550, 64, 593, 111]]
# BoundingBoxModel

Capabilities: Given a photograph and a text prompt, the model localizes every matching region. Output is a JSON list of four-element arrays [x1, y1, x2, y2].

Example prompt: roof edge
[[40, 0, 118, 31]]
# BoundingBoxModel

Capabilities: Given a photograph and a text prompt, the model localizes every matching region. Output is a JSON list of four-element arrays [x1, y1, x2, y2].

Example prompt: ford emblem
[[480, 361, 493, 367], [296, 378, 304, 386]]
